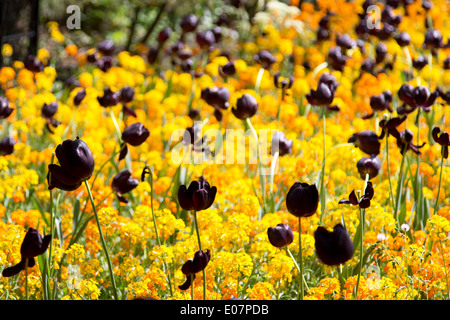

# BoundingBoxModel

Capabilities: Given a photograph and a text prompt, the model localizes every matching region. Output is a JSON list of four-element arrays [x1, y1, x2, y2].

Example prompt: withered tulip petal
[[348, 190, 359, 205]]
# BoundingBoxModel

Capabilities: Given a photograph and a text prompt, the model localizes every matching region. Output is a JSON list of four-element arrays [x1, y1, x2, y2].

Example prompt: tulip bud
[[0, 136, 16, 156], [267, 224, 294, 248], [121, 122, 150, 146], [424, 29, 443, 50], [98, 39, 115, 56], [120, 86, 135, 104], [395, 31, 411, 47], [219, 61, 236, 77], [348, 130, 381, 155], [201, 86, 230, 110], [0, 96, 13, 118], [286, 182, 319, 218], [180, 14, 199, 33], [47, 137, 95, 191], [42, 102, 59, 119], [74, 89, 87, 106], [314, 224, 354, 266], [254, 50, 277, 69], [356, 155, 381, 180], [111, 170, 139, 203], [97, 87, 120, 107], [178, 177, 217, 211], [271, 131, 293, 156], [231, 93, 258, 120]]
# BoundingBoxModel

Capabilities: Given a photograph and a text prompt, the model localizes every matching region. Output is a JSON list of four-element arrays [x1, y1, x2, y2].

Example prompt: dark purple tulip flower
[[0, 96, 13, 118], [378, 115, 406, 140], [395, 31, 411, 47], [0, 136, 15, 156], [158, 27, 172, 45], [267, 223, 294, 248], [286, 182, 319, 218], [178, 177, 217, 212], [231, 93, 258, 120], [254, 50, 277, 69], [122, 122, 150, 147], [98, 39, 115, 56], [339, 181, 374, 209], [328, 46, 348, 71], [432, 127, 450, 159], [73, 89, 87, 106], [180, 14, 199, 33], [2, 228, 51, 277], [24, 55, 44, 73], [274, 73, 294, 89], [97, 87, 120, 107], [42, 102, 61, 133], [120, 86, 135, 104], [271, 131, 293, 156], [178, 249, 211, 290], [196, 30, 216, 49], [348, 130, 381, 155], [201, 86, 230, 110], [306, 73, 339, 110], [396, 129, 425, 155], [423, 29, 443, 50], [47, 137, 95, 191], [314, 224, 354, 266], [219, 61, 236, 77], [111, 169, 139, 203], [356, 155, 381, 180]]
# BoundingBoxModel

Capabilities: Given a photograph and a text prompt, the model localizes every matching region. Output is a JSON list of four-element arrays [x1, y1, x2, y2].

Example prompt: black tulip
[[231, 93, 258, 120], [24, 55, 44, 72], [47, 137, 95, 191], [74, 89, 87, 106], [201, 86, 230, 110], [178, 177, 217, 212], [336, 34, 356, 50], [396, 129, 425, 155], [267, 223, 294, 248], [254, 50, 277, 69], [348, 130, 381, 155], [339, 181, 374, 209], [328, 46, 348, 71], [180, 14, 199, 33], [395, 31, 411, 47], [424, 29, 443, 50], [271, 131, 293, 156], [0, 96, 13, 118], [286, 182, 319, 218], [219, 61, 236, 77], [178, 249, 211, 290], [158, 27, 172, 45], [42, 102, 58, 119], [196, 30, 216, 49], [97, 87, 120, 107], [120, 86, 135, 104], [0, 136, 16, 156], [314, 224, 354, 266], [111, 169, 139, 203], [412, 55, 428, 70], [432, 127, 450, 159], [98, 39, 115, 56], [2, 228, 51, 277], [356, 155, 381, 180], [122, 122, 150, 147]]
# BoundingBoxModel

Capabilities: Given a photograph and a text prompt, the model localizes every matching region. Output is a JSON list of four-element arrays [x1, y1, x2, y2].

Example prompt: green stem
[[269, 151, 279, 206], [255, 67, 264, 95], [385, 133, 395, 208], [320, 110, 327, 223], [355, 173, 369, 300], [246, 117, 266, 218], [147, 166, 173, 296], [434, 155, 444, 215], [25, 258, 29, 300], [394, 149, 407, 227], [193, 211, 206, 300], [84, 179, 119, 300], [285, 247, 309, 293], [298, 217, 304, 300]]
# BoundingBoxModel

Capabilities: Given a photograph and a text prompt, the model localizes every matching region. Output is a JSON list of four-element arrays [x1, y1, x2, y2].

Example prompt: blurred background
[[1, 0, 297, 64]]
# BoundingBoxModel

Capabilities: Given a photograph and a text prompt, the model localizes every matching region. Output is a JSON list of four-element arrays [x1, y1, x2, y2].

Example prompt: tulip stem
[[394, 148, 407, 228], [320, 110, 327, 224], [269, 151, 279, 206], [285, 247, 309, 293], [355, 173, 369, 300], [147, 166, 173, 297], [255, 67, 264, 94], [385, 131, 395, 208], [298, 217, 304, 300], [84, 179, 119, 300], [246, 117, 267, 218], [25, 258, 29, 300], [434, 155, 444, 215], [193, 210, 207, 300]]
